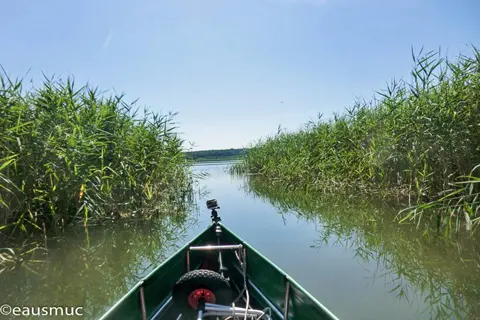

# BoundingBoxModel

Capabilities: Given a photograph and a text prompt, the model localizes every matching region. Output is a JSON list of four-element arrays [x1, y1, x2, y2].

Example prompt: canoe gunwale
[[99, 221, 340, 320], [98, 225, 213, 320], [219, 222, 340, 320]]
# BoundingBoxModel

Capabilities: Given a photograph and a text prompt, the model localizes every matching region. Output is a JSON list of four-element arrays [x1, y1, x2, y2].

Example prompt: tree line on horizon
[[185, 148, 247, 160]]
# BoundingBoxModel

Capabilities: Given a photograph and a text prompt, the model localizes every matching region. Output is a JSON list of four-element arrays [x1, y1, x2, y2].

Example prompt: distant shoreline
[[185, 148, 246, 162], [192, 157, 242, 163]]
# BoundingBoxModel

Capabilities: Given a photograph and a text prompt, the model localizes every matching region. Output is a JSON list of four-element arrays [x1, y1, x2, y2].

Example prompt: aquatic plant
[[0, 70, 193, 238], [232, 47, 480, 233], [243, 177, 480, 320]]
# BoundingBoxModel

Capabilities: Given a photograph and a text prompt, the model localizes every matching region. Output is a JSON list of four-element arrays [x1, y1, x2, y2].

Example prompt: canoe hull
[[100, 223, 339, 320]]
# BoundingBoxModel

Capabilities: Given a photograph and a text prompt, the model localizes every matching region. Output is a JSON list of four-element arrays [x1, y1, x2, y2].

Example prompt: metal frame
[[248, 279, 284, 320], [182, 204, 272, 319], [190, 244, 243, 251], [186, 244, 243, 272], [139, 284, 147, 320], [201, 303, 266, 318], [150, 297, 173, 320], [231, 263, 293, 320], [283, 280, 290, 319]]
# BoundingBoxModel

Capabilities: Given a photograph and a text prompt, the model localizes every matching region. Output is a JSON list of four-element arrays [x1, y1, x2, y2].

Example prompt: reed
[[231, 47, 480, 233], [0, 70, 193, 238], [242, 177, 480, 319]]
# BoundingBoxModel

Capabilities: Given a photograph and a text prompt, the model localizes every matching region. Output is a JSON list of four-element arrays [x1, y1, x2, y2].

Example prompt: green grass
[[232, 47, 480, 234], [0, 70, 194, 239]]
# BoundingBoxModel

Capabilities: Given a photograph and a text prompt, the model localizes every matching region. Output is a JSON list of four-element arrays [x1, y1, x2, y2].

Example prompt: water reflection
[[0, 215, 197, 319], [243, 176, 480, 320]]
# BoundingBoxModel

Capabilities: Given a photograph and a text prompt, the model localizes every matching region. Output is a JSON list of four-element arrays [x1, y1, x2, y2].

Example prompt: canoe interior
[[100, 223, 339, 320]]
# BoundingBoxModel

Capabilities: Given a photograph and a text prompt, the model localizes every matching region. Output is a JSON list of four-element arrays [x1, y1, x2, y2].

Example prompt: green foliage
[[232, 47, 480, 233], [243, 177, 480, 320], [0, 71, 193, 237]]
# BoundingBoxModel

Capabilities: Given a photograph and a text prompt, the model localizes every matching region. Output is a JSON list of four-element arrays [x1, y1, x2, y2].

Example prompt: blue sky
[[1, 0, 479, 150]]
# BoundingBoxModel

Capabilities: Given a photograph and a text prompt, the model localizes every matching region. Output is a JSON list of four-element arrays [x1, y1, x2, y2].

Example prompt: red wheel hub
[[187, 288, 216, 309]]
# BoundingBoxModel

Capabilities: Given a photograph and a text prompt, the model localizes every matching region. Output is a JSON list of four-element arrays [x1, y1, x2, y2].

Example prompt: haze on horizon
[[1, 0, 478, 151]]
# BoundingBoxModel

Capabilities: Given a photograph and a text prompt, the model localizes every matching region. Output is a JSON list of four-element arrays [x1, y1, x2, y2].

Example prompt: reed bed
[[0, 70, 193, 239], [232, 47, 480, 233], [242, 177, 480, 320]]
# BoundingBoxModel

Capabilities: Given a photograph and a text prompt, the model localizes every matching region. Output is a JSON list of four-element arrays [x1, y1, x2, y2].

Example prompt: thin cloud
[[102, 30, 112, 50]]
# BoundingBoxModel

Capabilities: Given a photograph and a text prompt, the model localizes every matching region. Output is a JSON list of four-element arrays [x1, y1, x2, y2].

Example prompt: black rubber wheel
[[172, 269, 233, 318]]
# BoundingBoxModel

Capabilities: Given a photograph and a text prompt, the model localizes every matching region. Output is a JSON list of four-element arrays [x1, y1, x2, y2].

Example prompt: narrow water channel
[[1, 161, 479, 320]]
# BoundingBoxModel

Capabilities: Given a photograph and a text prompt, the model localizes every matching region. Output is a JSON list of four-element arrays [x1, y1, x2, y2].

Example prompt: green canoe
[[99, 200, 340, 320]]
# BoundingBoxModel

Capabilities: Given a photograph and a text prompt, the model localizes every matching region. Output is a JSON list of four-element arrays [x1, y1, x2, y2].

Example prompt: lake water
[[1, 161, 479, 319]]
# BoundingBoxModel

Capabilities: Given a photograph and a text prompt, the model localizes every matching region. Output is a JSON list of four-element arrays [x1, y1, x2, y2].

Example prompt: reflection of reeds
[[398, 164, 480, 236], [0, 244, 47, 274], [232, 47, 480, 233], [0, 70, 194, 237], [0, 215, 195, 319], [242, 177, 480, 320]]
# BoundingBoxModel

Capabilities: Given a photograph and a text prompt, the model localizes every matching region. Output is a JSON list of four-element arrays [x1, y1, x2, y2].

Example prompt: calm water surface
[[1, 161, 479, 319]]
